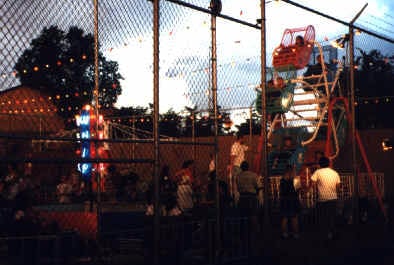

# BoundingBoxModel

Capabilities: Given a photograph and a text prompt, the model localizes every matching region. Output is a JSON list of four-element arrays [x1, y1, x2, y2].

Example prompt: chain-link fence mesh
[[353, 32, 394, 129], [0, 0, 393, 264]]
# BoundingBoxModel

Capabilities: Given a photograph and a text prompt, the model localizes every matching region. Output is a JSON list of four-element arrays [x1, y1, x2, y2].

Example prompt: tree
[[14, 26, 122, 121], [354, 49, 394, 129], [235, 109, 261, 136], [159, 109, 181, 137], [181, 106, 232, 137], [355, 49, 393, 97], [110, 106, 152, 138]]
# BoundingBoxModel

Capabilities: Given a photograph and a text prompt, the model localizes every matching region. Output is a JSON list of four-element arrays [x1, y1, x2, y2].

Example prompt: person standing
[[1, 163, 21, 206], [107, 165, 124, 202], [310, 156, 341, 239], [279, 165, 301, 239], [272, 136, 296, 170], [207, 153, 216, 202], [236, 161, 263, 215], [56, 175, 73, 204], [228, 134, 248, 199], [174, 160, 194, 213], [236, 160, 263, 254], [311, 151, 324, 171]]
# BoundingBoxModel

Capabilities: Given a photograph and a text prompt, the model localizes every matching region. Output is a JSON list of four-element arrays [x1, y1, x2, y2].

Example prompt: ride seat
[[272, 25, 315, 71]]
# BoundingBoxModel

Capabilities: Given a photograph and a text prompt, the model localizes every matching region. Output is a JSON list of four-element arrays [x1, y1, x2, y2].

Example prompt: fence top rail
[[0, 233, 77, 241], [281, 0, 394, 44], [165, 0, 261, 29], [0, 133, 215, 146]]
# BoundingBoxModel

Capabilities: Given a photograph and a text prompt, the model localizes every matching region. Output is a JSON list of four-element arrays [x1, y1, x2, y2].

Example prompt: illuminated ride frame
[[37, 105, 108, 241], [75, 104, 107, 192], [254, 25, 386, 219]]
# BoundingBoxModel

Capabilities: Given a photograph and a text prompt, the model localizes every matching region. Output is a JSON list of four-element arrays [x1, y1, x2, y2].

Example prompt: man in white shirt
[[310, 156, 341, 239], [228, 134, 248, 199]]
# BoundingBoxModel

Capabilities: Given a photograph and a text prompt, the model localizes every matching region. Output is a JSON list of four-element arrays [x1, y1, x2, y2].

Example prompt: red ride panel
[[272, 25, 315, 70]]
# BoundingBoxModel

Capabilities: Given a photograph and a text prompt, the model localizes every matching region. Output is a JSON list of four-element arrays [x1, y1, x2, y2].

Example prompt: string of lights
[[1, 92, 390, 119], [0, 53, 259, 82], [356, 95, 393, 105]]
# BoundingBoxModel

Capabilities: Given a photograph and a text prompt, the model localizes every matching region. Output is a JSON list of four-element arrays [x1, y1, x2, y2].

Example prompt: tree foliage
[[355, 49, 394, 97], [160, 109, 182, 137], [107, 105, 233, 138], [354, 49, 394, 129], [14, 26, 123, 120], [235, 109, 261, 136]]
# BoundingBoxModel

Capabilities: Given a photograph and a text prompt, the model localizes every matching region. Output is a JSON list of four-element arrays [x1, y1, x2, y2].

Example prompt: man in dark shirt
[[236, 161, 263, 248], [236, 161, 263, 215]]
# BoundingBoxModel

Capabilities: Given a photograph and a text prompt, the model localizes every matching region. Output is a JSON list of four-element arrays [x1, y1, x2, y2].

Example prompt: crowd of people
[[139, 132, 344, 241], [0, 163, 35, 214], [0, 163, 63, 240], [0, 132, 350, 243]]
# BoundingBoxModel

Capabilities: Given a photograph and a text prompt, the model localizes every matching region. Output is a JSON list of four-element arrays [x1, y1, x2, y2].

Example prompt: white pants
[[177, 184, 193, 211]]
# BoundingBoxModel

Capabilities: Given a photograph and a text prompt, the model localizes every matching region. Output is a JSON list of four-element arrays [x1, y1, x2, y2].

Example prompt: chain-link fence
[[0, 0, 393, 264]]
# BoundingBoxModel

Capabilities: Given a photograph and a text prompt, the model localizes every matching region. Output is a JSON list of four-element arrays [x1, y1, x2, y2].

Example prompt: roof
[[0, 86, 65, 134]]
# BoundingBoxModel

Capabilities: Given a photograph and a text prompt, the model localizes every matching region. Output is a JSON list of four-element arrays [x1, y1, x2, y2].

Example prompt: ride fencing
[[0, 0, 392, 264]]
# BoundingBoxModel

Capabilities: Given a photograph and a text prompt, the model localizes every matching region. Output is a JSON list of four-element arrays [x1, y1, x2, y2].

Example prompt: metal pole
[[132, 115, 135, 163], [249, 106, 253, 146], [349, 3, 367, 226], [153, 0, 161, 265], [211, 5, 221, 263], [192, 110, 196, 163], [93, 0, 102, 239], [349, 26, 359, 225], [260, 0, 269, 228]]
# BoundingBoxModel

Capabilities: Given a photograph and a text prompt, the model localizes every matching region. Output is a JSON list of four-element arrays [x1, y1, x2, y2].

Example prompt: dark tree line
[[355, 49, 393, 97], [108, 106, 233, 138], [355, 49, 394, 129]]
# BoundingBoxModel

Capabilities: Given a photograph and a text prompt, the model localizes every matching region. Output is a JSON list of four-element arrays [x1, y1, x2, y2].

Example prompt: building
[[0, 86, 65, 135]]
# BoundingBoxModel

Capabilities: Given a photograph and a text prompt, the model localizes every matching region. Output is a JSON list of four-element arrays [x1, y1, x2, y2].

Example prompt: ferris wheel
[[255, 25, 346, 176]]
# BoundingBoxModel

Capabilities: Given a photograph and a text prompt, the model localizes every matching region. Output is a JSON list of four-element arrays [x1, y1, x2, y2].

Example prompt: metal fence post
[[349, 25, 359, 226], [260, 0, 269, 230], [349, 3, 367, 226], [153, 1, 161, 265], [210, 1, 221, 263], [92, 0, 102, 243]]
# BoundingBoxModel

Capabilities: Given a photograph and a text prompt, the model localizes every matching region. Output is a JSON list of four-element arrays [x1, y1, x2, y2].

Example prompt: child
[[279, 165, 301, 239], [295, 35, 304, 46]]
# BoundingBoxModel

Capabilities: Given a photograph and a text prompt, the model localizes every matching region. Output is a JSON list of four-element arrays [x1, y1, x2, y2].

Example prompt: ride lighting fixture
[[331, 34, 350, 49], [382, 138, 393, 152]]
